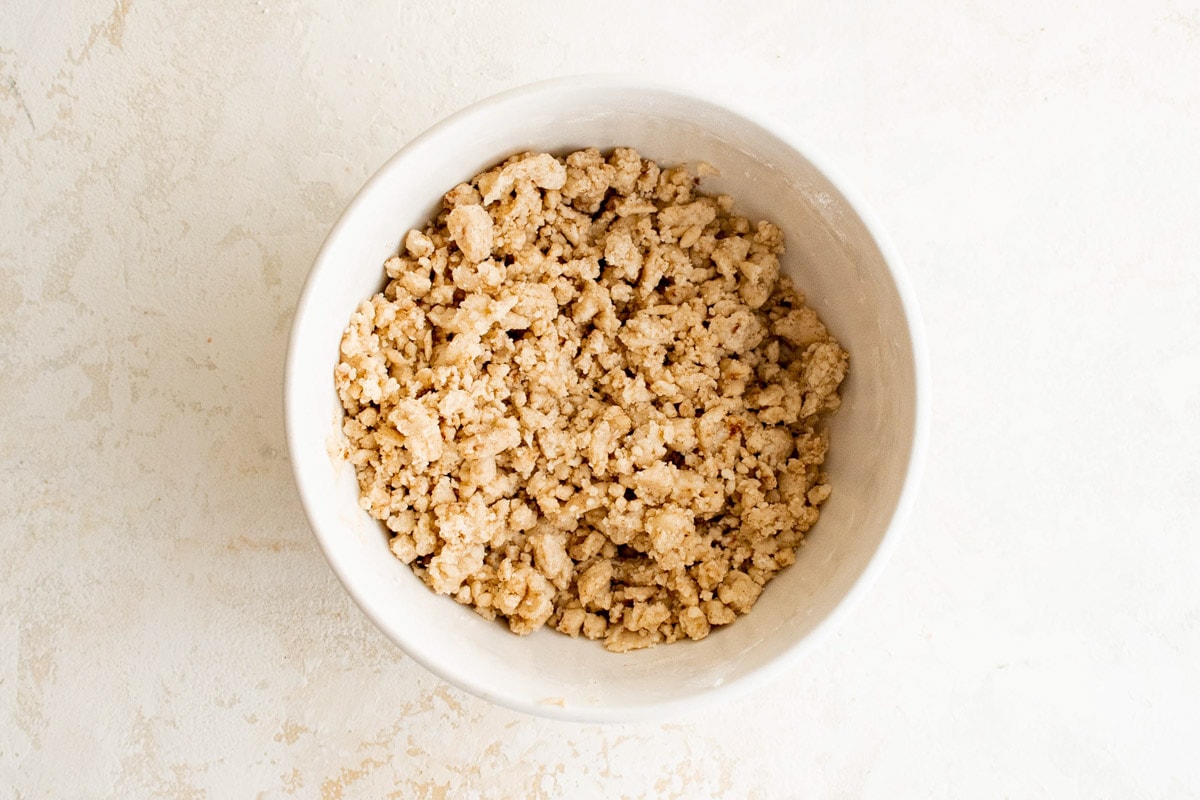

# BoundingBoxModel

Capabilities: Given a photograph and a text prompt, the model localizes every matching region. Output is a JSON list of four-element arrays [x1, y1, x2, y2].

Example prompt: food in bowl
[[333, 147, 848, 652]]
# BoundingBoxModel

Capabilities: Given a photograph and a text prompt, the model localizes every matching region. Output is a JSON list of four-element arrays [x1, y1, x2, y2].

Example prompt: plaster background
[[3, 1, 1199, 797]]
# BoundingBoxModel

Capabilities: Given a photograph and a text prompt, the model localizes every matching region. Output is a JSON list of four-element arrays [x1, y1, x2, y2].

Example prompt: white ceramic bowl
[[285, 76, 929, 722]]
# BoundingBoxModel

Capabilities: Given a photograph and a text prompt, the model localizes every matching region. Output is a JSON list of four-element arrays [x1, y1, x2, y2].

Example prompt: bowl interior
[[286, 82, 920, 720]]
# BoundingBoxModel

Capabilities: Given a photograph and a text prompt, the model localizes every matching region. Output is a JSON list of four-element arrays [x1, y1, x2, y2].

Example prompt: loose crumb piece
[[335, 148, 848, 652]]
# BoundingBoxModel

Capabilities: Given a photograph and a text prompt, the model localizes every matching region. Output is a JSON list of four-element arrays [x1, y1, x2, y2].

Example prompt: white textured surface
[[2, 1, 1198, 797]]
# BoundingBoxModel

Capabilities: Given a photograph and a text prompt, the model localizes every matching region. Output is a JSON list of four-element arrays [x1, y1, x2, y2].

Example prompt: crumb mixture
[[334, 148, 848, 652]]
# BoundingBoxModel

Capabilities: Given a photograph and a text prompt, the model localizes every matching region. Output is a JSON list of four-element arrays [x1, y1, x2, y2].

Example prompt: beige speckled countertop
[[4, 1, 1200, 797]]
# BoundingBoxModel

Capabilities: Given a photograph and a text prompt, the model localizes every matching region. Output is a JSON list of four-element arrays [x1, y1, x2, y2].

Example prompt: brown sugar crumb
[[334, 148, 848, 652]]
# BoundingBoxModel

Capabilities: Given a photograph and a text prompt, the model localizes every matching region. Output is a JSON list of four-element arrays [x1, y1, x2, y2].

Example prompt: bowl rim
[[284, 74, 932, 723]]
